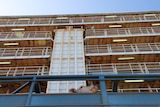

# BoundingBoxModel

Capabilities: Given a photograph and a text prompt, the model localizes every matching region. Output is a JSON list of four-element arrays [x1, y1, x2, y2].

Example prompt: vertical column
[[47, 27, 86, 93]]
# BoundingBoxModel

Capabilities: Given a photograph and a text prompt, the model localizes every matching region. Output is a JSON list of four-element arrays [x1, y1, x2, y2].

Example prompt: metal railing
[[86, 62, 160, 74], [0, 47, 51, 59], [0, 66, 49, 76], [0, 14, 159, 26], [85, 27, 160, 38], [85, 42, 160, 56], [0, 31, 53, 41], [0, 75, 160, 107], [106, 88, 160, 93], [117, 88, 160, 93]]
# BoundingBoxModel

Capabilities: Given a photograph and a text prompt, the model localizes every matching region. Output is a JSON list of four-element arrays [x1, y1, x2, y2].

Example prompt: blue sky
[[0, 0, 160, 16]]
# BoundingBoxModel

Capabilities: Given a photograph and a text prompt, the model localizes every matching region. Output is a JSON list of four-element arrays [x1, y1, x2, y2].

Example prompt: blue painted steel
[[30, 94, 101, 107], [112, 81, 118, 92], [0, 74, 160, 82], [11, 81, 30, 94], [0, 93, 160, 107], [0, 95, 27, 107], [25, 77, 36, 105], [99, 75, 109, 105], [108, 93, 160, 107], [0, 75, 160, 107]]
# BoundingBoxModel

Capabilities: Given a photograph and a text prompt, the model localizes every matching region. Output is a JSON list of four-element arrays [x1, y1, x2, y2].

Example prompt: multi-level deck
[[0, 11, 160, 106]]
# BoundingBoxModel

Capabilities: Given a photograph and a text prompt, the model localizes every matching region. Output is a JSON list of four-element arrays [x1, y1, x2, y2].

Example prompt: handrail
[[0, 47, 51, 59], [0, 74, 160, 82], [0, 75, 160, 106], [0, 14, 159, 26], [85, 27, 160, 38], [86, 62, 160, 74], [85, 42, 160, 56], [118, 88, 160, 93], [0, 31, 53, 41], [0, 66, 49, 76]]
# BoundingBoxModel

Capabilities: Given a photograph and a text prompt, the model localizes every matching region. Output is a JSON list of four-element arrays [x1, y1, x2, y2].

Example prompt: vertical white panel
[[47, 28, 85, 93]]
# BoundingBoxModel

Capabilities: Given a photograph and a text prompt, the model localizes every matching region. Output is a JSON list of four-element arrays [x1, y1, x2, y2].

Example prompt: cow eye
[[80, 86, 84, 88]]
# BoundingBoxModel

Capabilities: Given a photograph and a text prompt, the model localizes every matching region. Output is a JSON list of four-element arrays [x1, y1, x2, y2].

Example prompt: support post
[[112, 81, 118, 92], [99, 75, 109, 107], [11, 81, 30, 94], [34, 82, 41, 93], [25, 76, 36, 106]]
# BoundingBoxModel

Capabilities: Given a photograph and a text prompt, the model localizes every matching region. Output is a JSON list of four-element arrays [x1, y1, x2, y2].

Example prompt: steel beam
[[0, 74, 160, 82], [112, 81, 118, 92], [0, 93, 160, 107], [34, 82, 41, 93], [11, 81, 30, 94], [99, 75, 109, 106], [0, 75, 159, 107], [25, 77, 36, 105]]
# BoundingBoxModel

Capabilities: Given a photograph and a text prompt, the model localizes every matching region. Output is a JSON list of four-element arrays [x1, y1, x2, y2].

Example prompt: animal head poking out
[[69, 85, 98, 93]]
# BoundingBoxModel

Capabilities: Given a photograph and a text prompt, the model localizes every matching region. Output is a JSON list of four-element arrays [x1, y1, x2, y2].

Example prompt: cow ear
[[69, 88, 76, 93]]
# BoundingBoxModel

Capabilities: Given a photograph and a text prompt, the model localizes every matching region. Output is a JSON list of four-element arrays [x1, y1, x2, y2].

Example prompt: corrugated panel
[[47, 28, 86, 93]]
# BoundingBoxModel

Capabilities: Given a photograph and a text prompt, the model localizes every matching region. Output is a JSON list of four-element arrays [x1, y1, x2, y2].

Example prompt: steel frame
[[0, 74, 160, 107]]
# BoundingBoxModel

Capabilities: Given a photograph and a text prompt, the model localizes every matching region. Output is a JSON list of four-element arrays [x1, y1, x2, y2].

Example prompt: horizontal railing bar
[[0, 74, 160, 82], [17, 104, 160, 107]]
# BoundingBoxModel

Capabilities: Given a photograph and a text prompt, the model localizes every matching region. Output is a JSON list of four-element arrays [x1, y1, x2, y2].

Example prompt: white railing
[[85, 27, 160, 38], [86, 62, 160, 74], [118, 88, 160, 93], [0, 13, 159, 26], [85, 42, 160, 56], [0, 31, 53, 41], [0, 66, 49, 76], [0, 47, 51, 59], [106, 88, 160, 93]]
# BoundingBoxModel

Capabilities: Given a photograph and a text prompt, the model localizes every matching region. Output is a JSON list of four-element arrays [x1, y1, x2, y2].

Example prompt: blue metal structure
[[0, 74, 160, 107]]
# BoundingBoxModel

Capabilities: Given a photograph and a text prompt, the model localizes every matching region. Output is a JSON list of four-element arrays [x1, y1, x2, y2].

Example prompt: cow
[[69, 85, 98, 93]]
